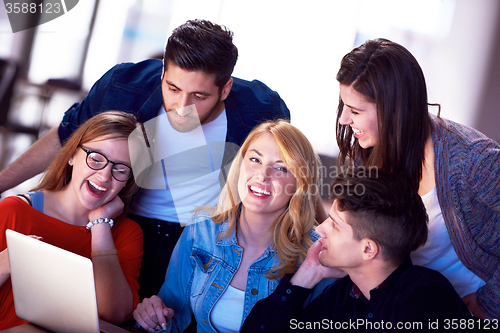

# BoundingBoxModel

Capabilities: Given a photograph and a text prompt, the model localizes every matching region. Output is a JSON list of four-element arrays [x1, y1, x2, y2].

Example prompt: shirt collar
[[215, 213, 276, 262], [348, 257, 414, 300], [376, 257, 414, 296]]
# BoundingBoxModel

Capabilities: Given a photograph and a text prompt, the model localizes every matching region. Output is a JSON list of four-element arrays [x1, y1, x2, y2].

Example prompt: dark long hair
[[336, 38, 432, 190]]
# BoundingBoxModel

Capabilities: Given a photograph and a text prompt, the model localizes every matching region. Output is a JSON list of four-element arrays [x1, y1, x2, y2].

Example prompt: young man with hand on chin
[[241, 168, 474, 332]]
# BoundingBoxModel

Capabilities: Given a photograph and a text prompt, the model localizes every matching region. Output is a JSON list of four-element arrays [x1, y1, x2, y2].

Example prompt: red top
[[0, 196, 143, 330]]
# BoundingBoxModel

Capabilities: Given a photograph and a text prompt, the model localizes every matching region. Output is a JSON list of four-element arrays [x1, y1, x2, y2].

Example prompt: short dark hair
[[336, 38, 432, 191], [163, 19, 238, 89], [330, 167, 428, 267]]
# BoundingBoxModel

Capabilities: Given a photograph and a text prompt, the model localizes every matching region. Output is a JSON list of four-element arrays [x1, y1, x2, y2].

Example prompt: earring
[[68, 160, 73, 166]]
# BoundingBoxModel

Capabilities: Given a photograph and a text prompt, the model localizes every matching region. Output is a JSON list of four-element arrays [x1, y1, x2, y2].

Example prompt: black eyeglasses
[[79, 147, 132, 182]]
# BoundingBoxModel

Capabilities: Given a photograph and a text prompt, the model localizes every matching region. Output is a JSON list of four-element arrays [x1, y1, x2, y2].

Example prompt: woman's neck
[[42, 188, 90, 226], [236, 208, 274, 251]]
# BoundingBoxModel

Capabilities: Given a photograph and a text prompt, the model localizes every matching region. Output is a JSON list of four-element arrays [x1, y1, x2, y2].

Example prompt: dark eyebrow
[[344, 103, 365, 112], [165, 80, 180, 90], [328, 214, 338, 228], [82, 146, 130, 166], [165, 80, 211, 96]]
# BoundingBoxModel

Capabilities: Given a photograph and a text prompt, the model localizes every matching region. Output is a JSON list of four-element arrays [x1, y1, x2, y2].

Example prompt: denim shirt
[[156, 212, 326, 333]]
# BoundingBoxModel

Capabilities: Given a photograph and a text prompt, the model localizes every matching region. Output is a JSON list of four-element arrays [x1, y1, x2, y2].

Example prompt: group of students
[[0, 19, 499, 332]]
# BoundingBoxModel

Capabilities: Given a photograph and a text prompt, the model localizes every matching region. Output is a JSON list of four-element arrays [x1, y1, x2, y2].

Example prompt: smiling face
[[69, 136, 130, 211], [338, 84, 379, 149], [315, 201, 364, 271], [161, 61, 232, 133], [237, 133, 297, 220]]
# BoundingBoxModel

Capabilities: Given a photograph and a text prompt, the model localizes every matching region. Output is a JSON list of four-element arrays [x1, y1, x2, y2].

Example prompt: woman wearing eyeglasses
[[0, 111, 143, 330]]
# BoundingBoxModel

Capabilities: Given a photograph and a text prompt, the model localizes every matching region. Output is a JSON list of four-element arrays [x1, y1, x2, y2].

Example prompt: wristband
[[91, 249, 118, 257], [86, 218, 114, 230]]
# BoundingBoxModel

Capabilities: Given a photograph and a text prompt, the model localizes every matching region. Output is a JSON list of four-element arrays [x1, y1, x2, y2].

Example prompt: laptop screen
[[6, 229, 100, 333]]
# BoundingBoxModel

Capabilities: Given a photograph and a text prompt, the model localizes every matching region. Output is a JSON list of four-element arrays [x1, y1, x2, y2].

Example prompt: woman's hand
[[88, 195, 124, 222], [462, 293, 489, 319], [133, 295, 174, 332]]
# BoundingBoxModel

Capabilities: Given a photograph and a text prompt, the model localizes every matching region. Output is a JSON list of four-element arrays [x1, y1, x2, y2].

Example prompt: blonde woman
[[133, 120, 327, 332]]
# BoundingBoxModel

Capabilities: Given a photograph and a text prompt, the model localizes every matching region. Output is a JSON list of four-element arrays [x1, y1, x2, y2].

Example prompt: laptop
[[6, 229, 130, 333]]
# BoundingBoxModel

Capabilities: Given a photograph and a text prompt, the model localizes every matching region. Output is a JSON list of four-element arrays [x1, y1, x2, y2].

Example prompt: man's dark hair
[[330, 167, 428, 267], [163, 19, 238, 89]]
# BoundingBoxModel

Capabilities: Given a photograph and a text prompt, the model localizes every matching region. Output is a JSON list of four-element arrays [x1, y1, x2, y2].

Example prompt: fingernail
[[162, 323, 167, 330], [149, 329, 155, 332]]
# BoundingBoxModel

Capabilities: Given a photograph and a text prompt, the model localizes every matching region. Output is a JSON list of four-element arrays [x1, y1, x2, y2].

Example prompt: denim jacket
[[156, 212, 326, 333]]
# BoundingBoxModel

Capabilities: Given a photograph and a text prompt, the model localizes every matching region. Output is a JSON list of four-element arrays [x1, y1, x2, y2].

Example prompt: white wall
[[219, 0, 358, 157], [423, 0, 499, 127]]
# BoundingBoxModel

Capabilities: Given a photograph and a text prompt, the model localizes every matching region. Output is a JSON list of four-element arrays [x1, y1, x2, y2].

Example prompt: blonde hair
[[211, 120, 321, 278], [33, 111, 141, 215]]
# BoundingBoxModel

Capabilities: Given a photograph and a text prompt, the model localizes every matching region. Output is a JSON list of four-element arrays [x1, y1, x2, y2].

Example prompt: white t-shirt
[[130, 107, 228, 224], [210, 285, 245, 333], [411, 187, 486, 297]]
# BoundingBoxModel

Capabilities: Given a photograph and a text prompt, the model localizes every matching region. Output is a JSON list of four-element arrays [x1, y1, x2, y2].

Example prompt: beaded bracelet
[[86, 218, 114, 230]]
